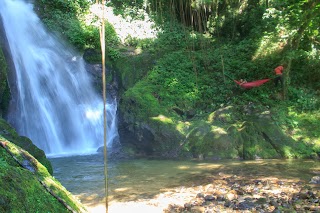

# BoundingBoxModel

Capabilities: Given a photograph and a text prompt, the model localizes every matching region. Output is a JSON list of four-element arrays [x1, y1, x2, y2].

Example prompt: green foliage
[[35, 0, 94, 50], [34, 0, 120, 53], [37, 0, 90, 14], [121, 80, 162, 120], [273, 106, 320, 157], [104, 22, 121, 60], [0, 158, 6, 170], [147, 51, 198, 110], [124, 36, 155, 50], [154, 22, 191, 52], [288, 88, 319, 112]]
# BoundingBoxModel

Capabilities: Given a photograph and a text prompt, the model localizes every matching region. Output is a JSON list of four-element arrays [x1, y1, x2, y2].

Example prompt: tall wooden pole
[[99, 0, 108, 212]]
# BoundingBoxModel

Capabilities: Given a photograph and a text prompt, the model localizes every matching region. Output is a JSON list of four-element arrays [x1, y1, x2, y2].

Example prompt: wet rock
[[204, 195, 215, 201], [235, 200, 255, 210], [269, 200, 279, 207], [310, 176, 320, 184], [196, 193, 204, 198], [22, 159, 35, 173], [216, 194, 225, 201], [312, 198, 319, 203], [224, 200, 232, 207], [298, 192, 309, 199], [256, 197, 267, 205], [272, 208, 281, 213], [235, 188, 245, 195], [183, 203, 192, 209]]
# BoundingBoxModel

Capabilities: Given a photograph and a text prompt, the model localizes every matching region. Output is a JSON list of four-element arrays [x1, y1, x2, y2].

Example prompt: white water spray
[[0, 0, 118, 156]]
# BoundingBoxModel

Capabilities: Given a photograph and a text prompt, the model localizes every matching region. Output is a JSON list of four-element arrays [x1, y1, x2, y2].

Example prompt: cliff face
[[0, 17, 11, 118]]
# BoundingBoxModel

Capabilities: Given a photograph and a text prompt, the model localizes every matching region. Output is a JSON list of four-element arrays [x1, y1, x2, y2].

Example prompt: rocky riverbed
[[104, 174, 320, 213], [165, 173, 320, 213]]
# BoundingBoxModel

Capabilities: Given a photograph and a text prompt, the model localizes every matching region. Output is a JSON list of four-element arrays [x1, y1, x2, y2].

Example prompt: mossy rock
[[186, 121, 239, 159], [238, 121, 281, 159], [208, 106, 235, 124], [0, 138, 87, 213], [237, 116, 315, 159], [184, 108, 316, 160], [0, 118, 53, 174], [115, 51, 156, 92], [83, 48, 101, 63], [14, 136, 53, 175]]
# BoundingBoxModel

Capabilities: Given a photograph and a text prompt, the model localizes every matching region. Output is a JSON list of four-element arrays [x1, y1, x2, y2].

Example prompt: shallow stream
[[49, 154, 319, 212]]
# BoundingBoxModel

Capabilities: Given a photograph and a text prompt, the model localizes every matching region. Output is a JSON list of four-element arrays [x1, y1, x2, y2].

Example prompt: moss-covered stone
[[0, 118, 53, 175], [238, 121, 281, 159], [0, 138, 87, 213], [115, 50, 157, 92], [119, 99, 317, 160]]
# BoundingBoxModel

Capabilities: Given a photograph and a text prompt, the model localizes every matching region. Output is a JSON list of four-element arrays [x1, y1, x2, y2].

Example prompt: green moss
[[0, 119, 53, 175], [0, 139, 87, 212], [115, 50, 157, 91], [238, 121, 280, 159], [121, 80, 163, 121], [0, 48, 10, 116], [185, 120, 238, 159]]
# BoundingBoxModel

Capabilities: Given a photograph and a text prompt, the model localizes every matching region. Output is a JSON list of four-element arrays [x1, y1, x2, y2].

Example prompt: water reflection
[[49, 154, 319, 210]]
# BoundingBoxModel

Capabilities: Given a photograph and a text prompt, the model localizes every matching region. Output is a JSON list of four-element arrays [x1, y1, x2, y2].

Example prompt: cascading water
[[0, 0, 118, 156]]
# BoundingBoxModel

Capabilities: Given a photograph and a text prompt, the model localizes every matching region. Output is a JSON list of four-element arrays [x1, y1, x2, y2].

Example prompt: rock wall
[[119, 104, 316, 160], [0, 16, 12, 117]]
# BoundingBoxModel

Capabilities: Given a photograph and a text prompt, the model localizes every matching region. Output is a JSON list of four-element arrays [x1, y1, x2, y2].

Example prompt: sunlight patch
[[211, 126, 227, 135], [114, 187, 131, 192], [88, 4, 157, 43], [152, 115, 173, 124], [177, 165, 190, 170]]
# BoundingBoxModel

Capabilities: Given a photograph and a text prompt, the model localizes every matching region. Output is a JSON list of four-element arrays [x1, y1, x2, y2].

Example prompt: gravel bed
[[165, 173, 320, 213]]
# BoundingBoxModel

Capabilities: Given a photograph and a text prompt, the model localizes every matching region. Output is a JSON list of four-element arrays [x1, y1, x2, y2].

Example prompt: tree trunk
[[283, 1, 318, 99]]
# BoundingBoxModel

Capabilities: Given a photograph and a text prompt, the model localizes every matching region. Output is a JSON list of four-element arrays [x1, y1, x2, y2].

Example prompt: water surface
[[49, 155, 319, 211]]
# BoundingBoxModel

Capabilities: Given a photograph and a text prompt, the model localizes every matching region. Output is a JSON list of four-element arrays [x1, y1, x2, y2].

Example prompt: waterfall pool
[[49, 154, 320, 212]]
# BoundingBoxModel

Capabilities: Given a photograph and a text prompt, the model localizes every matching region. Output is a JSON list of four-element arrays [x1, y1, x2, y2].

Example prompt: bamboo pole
[[98, 0, 108, 212]]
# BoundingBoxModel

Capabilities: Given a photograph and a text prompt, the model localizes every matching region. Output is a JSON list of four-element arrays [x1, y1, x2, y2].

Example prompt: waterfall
[[0, 0, 118, 156]]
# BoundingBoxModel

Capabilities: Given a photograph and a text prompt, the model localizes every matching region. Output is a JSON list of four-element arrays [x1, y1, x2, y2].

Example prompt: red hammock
[[234, 78, 271, 89]]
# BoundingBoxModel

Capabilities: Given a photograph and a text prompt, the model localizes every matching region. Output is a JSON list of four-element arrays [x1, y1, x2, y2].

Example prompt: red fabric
[[274, 66, 284, 75], [234, 79, 271, 89]]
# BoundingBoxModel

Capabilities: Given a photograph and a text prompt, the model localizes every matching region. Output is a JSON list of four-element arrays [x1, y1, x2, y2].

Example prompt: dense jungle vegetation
[[32, 0, 320, 159]]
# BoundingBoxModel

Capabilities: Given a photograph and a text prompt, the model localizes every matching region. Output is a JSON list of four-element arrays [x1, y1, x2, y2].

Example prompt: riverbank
[[81, 169, 320, 213], [86, 170, 320, 213], [92, 173, 320, 213]]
